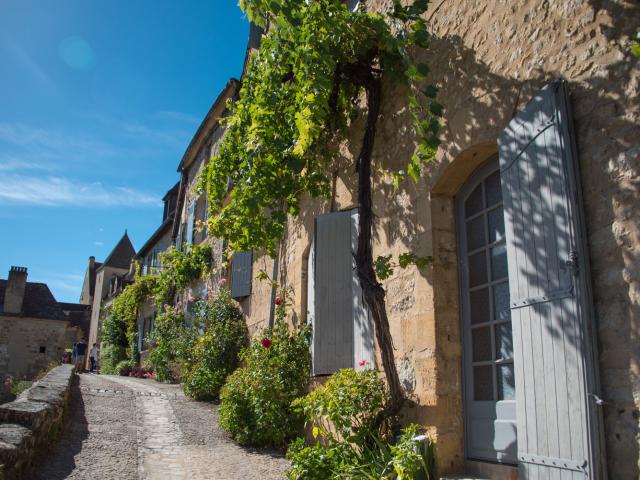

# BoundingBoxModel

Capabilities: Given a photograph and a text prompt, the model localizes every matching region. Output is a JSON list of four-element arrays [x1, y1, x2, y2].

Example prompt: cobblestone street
[[31, 374, 290, 480]]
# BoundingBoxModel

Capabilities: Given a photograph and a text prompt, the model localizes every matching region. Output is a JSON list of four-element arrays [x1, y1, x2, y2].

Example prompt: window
[[457, 158, 516, 464], [39, 346, 46, 354]]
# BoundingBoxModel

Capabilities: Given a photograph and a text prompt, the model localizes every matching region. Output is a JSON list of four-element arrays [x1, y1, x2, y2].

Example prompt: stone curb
[[0, 365, 75, 479]]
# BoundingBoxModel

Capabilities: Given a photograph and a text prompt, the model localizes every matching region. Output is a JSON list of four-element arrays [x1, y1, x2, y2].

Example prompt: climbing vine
[[201, 0, 441, 414], [155, 244, 214, 307]]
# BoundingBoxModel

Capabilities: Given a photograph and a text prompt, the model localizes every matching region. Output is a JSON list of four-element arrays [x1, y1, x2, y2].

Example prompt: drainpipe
[[267, 242, 280, 329]]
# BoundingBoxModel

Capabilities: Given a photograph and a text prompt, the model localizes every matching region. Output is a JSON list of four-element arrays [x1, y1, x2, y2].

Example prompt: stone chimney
[[89, 256, 95, 270], [4, 266, 28, 314]]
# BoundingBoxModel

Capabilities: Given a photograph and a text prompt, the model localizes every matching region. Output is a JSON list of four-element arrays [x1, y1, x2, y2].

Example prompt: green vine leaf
[[200, 0, 442, 256]]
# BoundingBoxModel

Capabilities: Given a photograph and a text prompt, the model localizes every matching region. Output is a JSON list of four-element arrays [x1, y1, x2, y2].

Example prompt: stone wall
[[0, 317, 79, 379], [236, 1, 639, 478], [0, 364, 74, 478]]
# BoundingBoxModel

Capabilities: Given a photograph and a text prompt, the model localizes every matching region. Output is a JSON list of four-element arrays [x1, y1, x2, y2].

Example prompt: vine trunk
[[344, 63, 405, 418]]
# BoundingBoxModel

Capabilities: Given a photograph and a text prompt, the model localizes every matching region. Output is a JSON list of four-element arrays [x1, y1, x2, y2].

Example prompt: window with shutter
[[498, 80, 604, 479], [230, 251, 252, 299], [308, 209, 373, 375], [457, 159, 517, 464]]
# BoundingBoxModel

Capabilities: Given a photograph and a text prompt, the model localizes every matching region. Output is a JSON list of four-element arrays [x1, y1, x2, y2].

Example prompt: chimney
[[4, 266, 28, 314], [89, 256, 95, 270]]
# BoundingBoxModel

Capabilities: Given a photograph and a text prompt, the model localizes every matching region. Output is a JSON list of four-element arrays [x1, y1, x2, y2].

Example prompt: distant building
[[136, 182, 180, 358], [81, 232, 136, 354], [0, 266, 89, 378]]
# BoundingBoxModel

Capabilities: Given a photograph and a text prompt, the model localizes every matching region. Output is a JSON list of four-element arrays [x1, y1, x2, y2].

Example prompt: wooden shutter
[[350, 211, 374, 371], [230, 251, 252, 299], [312, 209, 373, 375], [185, 201, 195, 247], [498, 80, 605, 479]]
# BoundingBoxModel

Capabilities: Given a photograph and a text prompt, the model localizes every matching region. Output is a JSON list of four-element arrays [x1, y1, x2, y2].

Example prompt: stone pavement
[[31, 373, 289, 480]]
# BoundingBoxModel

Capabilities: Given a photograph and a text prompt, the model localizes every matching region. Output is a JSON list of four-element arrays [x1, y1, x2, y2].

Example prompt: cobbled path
[[31, 373, 289, 480]]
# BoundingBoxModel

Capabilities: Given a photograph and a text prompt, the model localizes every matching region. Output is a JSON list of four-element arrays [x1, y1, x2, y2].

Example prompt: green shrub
[[100, 343, 127, 375], [148, 307, 196, 382], [182, 290, 248, 401], [116, 359, 137, 376], [10, 380, 32, 397], [287, 369, 435, 480], [296, 368, 389, 445], [219, 306, 311, 447]]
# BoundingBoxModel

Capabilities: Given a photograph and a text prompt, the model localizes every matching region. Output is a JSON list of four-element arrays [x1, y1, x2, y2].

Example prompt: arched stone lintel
[[431, 140, 498, 197]]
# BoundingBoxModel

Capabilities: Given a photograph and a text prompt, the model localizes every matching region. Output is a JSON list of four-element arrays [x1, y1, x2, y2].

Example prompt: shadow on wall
[[355, 24, 638, 477]]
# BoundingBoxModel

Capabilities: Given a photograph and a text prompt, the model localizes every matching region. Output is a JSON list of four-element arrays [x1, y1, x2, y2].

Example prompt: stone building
[[195, 2, 638, 479], [81, 232, 136, 354], [0, 267, 88, 378], [169, 79, 241, 304], [136, 182, 180, 358]]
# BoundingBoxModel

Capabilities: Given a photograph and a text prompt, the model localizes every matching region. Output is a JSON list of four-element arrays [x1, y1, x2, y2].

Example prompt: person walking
[[89, 343, 100, 373], [75, 339, 87, 373]]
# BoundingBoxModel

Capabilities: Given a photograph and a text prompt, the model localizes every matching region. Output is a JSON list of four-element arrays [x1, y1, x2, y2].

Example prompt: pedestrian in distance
[[89, 343, 100, 373], [75, 338, 87, 373], [71, 342, 77, 365]]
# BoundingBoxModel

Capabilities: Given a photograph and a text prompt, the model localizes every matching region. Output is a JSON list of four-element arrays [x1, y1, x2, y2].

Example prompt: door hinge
[[565, 250, 579, 275]]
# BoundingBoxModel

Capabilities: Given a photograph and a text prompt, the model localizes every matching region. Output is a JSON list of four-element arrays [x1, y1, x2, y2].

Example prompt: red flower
[[358, 359, 367, 367], [261, 338, 273, 349], [274, 297, 283, 306]]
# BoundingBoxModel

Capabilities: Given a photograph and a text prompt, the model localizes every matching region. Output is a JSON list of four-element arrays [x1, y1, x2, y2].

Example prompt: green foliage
[[632, 31, 640, 58], [99, 343, 127, 375], [10, 380, 32, 397], [116, 359, 137, 376], [294, 368, 389, 445], [147, 307, 197, 382], [156, 244, 213, 305], [218, 304, 311, 447], [374, 253, 433, 281], [110, 274, 159, 360], [287, 369, 435, 480], [182, 289, 249, 401], [201, 0, 441, 256]]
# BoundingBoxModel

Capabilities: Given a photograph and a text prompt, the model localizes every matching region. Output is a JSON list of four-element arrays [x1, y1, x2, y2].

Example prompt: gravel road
[[31, 373, 290, 480]]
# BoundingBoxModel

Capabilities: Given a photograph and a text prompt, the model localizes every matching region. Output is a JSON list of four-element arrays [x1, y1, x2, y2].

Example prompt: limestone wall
[[0, 364, 75, 478], [236, 1, 639, 478], [0, 317, 78, 379]]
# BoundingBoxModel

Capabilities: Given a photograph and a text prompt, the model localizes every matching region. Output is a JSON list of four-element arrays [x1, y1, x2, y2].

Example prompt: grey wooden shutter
[[498, 80, 605, 479], [230, 251, 252, 298], [350, 211, 374, 371], [312, 209, 373, 375], [185, 201, 195, 247]]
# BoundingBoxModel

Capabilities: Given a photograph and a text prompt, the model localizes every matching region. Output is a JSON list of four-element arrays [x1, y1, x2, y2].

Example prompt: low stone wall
[[0, 364, 75, 479]]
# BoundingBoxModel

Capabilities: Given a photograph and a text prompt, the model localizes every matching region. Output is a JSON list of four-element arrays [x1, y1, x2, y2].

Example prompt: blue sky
[[0, 1, 248, 302]]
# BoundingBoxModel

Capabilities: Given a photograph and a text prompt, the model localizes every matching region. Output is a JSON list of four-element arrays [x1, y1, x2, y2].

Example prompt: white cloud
[[0, 174, 161, 208], [93, 241, 104, 247]]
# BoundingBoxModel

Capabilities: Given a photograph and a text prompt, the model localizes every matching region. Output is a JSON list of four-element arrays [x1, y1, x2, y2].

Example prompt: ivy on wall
[[201, 0, 441, 414]]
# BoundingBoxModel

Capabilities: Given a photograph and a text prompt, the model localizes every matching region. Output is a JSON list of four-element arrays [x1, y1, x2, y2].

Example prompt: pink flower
[[358, 360, 367, 367], [218, 278, 227, 286], [261, 338, 272, 349]]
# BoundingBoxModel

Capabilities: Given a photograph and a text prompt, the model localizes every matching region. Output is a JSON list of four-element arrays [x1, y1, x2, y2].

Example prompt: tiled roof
[[103, 232, 136, 269], [58, 303, 91, 338], [0, 280, 67, 320]]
